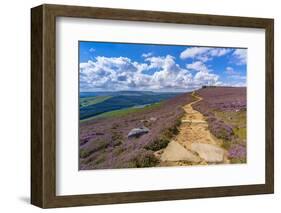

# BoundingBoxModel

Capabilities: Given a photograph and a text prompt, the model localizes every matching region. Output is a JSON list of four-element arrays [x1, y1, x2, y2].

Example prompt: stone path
[[156, 92, 229, 166]]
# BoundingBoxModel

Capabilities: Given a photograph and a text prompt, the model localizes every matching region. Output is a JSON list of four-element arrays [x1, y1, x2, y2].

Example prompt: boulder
[[128, 127, 150, 138]]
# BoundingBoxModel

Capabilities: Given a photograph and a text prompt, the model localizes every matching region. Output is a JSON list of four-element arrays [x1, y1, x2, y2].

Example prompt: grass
[[80, 102, 162, 122], [213, 110, 246, 141], [214, 110, 246, 128], [221, 140, 232, 150], [230, 158, 246, 164], [80, 96, 112, 108], [212, 110, 247, 163], [93, 153, 107, 165], [233, 127, 246, 140], [79, 149, 90, 159]]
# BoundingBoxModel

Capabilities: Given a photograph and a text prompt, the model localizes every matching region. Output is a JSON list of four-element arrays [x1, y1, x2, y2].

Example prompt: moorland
[[79, 87, 247, 170]]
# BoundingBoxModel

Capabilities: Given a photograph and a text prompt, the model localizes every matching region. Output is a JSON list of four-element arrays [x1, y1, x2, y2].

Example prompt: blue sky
[[79, 41, 247, 92]]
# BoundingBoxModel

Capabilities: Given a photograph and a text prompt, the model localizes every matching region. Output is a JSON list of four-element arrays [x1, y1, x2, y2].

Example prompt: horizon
[[79, 42, 247, 92], [80, 86, 246, 94]]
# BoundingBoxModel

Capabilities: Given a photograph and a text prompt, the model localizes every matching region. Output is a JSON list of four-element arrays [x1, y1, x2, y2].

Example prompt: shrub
[[111, 131, 123, 141], [207, 117, 234, 141], [111, 123, 119, 129], [79, 149, 90, 158], [135, 151, 159, 167], [112, 139, 122, 147], [175, 118, 182, 127], [146, 117, 182, 151], [163, 129, 173, 139], [145, 137, 170, 151], [93, 152, 107, 165], [163, 118, 181, 138], [113, 146, 125, 155], [80, 140, 111, 159], [228, 144, 246, 159], [168, 125, 179, 135]]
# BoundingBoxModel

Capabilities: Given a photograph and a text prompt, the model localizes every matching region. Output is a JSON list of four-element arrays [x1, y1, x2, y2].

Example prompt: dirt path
[[155, 92, 229, 166]]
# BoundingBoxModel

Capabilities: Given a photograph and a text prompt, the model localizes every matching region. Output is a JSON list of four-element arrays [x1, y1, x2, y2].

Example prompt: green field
[[80, 96, 112, 108], [80, 102, 162, 122]]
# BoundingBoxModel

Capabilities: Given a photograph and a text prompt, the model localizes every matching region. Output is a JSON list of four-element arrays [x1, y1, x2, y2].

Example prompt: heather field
[[193, 87, 247, 163], [79, 87, 247, 170], [79, 92, 192, 169]]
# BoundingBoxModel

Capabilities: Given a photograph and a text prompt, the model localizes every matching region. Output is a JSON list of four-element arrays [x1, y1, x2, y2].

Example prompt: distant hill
[[80, 91, 183, 120], [80, 90, 181, 98]]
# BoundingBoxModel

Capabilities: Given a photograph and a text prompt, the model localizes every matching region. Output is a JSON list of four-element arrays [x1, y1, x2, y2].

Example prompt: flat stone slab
[[190, 143, 225, 163], [161, 141, 201, 163], [181, 120, 207, 124]]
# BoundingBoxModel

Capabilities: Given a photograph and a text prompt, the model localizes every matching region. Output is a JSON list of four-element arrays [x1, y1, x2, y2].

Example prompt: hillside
[[80, 91, 182, 120], [193, 87, 247, 163], [79, 87, 247, 170], [79, 92, 193, 169]]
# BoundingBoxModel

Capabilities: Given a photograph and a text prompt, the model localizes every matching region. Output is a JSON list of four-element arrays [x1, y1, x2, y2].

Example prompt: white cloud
[[232, 82, 246, 87], [145, 55, 179, 71], [232, 75, 246, 80], [145, 56, 167, 69], [185, 61, 221, 86], [225, 66, 246, 79], [209, 48, 231, 57], [194, 70, 220, 86], [220, 81, 246, 87], [186, 61, 209, 72], [89, 48, 95, 53], [232, 49, 247, 65], [224, 66, 246, 86], [180, 47, 211, 60], [80, 55, 221, 92], [180, 47, 231, 61], [225, 66, 236, 75], [141, 52, 153, 58]]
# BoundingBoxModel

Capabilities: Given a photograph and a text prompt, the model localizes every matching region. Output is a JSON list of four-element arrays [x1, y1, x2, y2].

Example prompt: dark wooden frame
[[31, 4, 274, 208]]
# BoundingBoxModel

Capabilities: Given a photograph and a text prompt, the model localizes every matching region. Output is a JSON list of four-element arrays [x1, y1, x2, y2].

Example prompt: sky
[[79, 41, 247, 92]]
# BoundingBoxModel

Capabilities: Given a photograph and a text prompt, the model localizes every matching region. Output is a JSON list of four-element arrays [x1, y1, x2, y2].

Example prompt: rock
[[190, 143, 225, 163], [128, 127, 150, 138], [181, 119, 207, 124], [140, 117, 157, 124], [149, 117, 157, 122], [160, 141, 201, 163]]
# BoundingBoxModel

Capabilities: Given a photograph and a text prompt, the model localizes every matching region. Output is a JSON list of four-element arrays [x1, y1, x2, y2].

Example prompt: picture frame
[[31, 4, 274, 208]]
